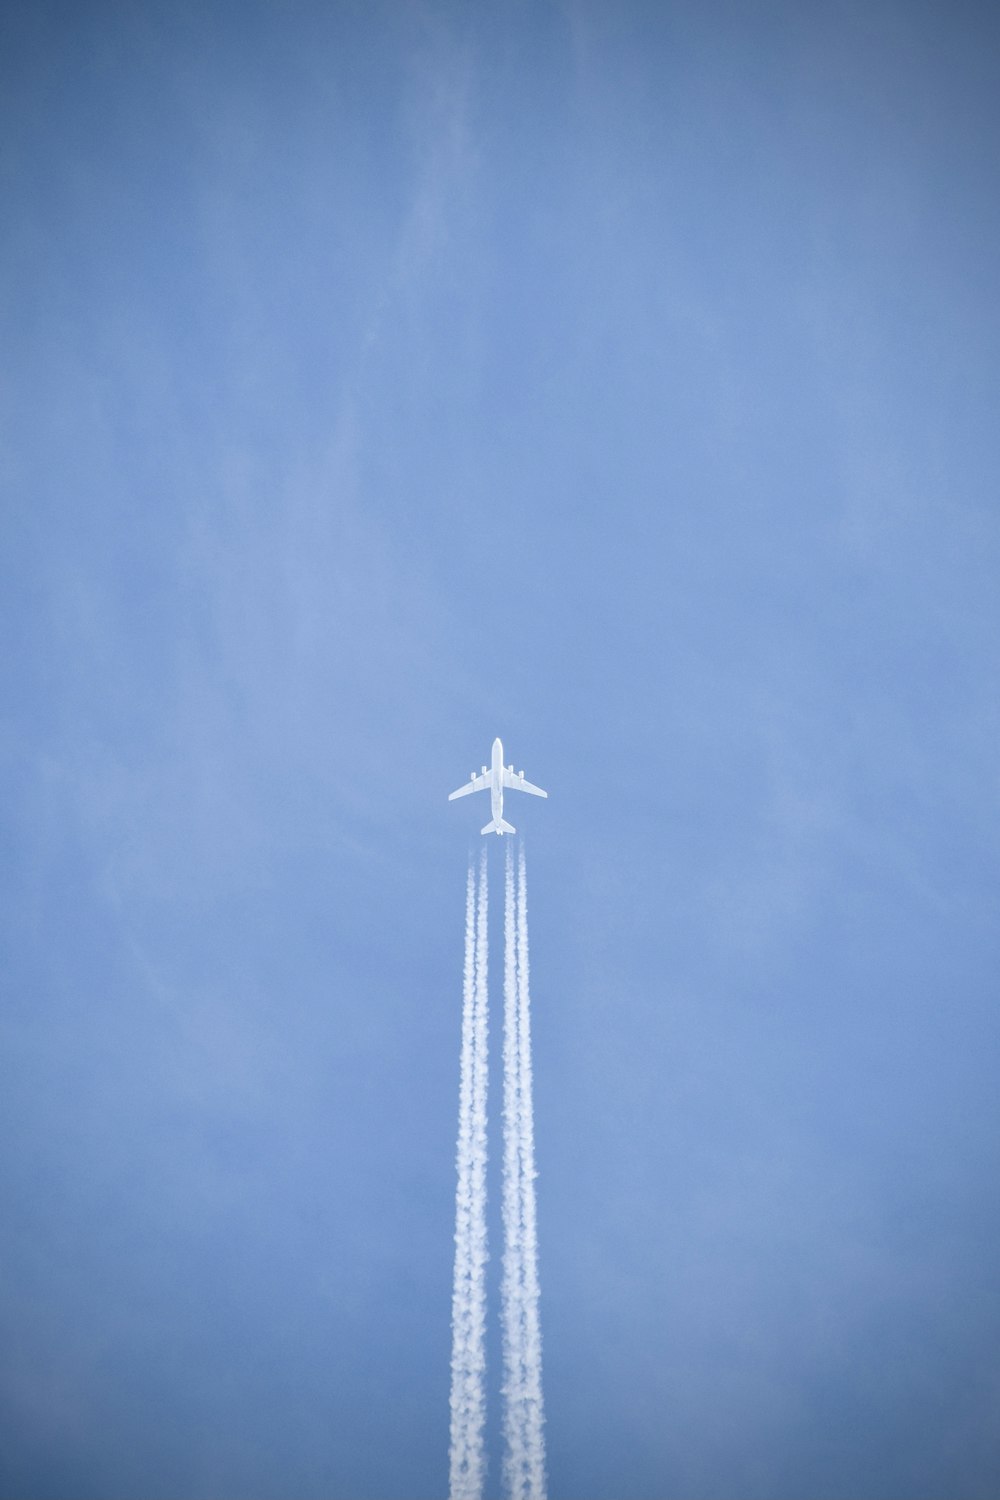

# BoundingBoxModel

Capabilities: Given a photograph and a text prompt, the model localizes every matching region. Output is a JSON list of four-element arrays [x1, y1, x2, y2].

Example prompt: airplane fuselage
[[491, 737, 504, 827], [447, 736, 546, 834]]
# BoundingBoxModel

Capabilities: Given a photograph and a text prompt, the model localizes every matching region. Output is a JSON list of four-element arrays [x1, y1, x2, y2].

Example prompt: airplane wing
[[448, 773, 491, 801], [503, 768, 548, 798]]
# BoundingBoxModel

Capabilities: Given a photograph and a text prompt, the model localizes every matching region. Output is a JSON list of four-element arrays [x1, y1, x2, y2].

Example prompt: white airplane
[[448, 737, 548, 835]]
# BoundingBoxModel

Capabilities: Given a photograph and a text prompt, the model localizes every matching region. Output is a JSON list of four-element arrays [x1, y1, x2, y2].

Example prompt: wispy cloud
[[449, 850, 489, 1500], [502, 840, 546, 1500]]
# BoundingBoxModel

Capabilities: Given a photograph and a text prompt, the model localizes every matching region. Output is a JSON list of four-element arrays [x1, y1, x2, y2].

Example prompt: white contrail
[[471, 846, 489, 1458], [515, 839, 546, 1499], [449, 851, 489, 1500], [448, 858, 477, 1498], [501, 840, 547, 1500], [501, 841, 526, 1492]]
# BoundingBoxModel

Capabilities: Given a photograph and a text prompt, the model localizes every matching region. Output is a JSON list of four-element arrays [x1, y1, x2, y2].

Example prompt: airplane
[[448, 737, 548, 835]]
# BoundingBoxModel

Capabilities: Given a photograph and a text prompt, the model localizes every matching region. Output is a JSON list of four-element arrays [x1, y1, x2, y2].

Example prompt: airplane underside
[[449, 738, 547, 836]]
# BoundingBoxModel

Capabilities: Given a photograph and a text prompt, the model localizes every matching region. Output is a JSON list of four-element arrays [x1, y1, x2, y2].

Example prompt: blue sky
[[2, 2, 999, 1497]]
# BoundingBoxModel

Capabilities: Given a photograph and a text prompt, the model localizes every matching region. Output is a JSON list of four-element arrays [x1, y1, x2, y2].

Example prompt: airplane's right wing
[[448, 773, 491, 801], [503, 768, 548, 798]]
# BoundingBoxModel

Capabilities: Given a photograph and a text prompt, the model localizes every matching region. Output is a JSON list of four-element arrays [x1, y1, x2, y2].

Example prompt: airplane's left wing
[[503, 767, 548, 798], [449, 773, 491, 801]]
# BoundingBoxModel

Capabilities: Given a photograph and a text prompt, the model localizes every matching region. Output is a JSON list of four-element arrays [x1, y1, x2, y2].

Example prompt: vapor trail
[[449, 851, 489, 1500], [501, 842, 526, 1491], [515, 840, 546, 1499], [501, 840, 547, 1500]]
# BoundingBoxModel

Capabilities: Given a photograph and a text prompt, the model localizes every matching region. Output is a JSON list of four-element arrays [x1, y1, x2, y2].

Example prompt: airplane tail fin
[[481, 817, 516, 836]]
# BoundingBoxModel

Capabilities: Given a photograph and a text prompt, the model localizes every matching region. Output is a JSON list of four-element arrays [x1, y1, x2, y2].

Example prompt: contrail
[[472, 846, 489, 1464], [515, 839, 546, 1498], [501, 841, 526, 1491], [449, 850, 489, 1500], [449, 841, 545, 1500], [501, 840, 547, 1500]]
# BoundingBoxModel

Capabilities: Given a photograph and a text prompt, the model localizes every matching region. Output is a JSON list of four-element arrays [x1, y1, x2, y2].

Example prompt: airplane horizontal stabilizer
[[481, 818, 516, 836]]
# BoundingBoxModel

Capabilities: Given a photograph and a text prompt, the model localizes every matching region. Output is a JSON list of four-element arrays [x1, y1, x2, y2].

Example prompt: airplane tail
[[481, 817, 516, 836]]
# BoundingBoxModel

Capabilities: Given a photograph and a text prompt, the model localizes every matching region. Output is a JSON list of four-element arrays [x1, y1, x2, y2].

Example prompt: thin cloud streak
[[502, 839, 527, 1491], [502, 840, 547, 1500], [516, 840, 546, 1500], [449, 851, 489, 1500]]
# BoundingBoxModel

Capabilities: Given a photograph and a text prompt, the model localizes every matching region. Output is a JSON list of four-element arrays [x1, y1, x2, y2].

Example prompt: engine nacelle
[[481, 766, 487, 775], [519, 770, 524, 779]]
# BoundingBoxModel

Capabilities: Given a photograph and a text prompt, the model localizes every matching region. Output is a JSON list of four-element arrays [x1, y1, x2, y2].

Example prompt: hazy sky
[[2, 3, 999, 1497]]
